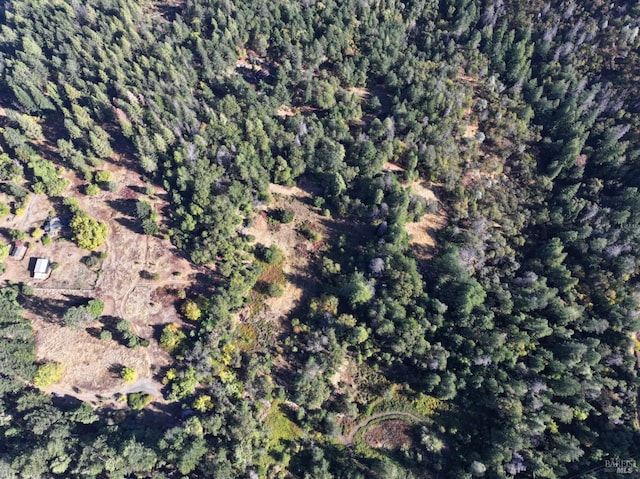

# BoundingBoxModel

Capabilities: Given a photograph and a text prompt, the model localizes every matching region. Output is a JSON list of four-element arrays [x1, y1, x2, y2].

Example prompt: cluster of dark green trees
[[0, 0, 639, 477]]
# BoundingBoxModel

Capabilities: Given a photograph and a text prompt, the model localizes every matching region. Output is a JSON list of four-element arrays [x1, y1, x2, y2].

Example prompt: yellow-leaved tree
[[70, 213, 108, 250], [181, 300, 202, 321]]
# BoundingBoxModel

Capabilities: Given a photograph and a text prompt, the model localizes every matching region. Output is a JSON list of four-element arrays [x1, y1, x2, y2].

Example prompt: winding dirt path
[[338, 411, 423, 445], [21, 194, 37, 228]]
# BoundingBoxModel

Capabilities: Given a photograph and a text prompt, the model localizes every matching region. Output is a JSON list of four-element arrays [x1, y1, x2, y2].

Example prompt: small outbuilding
[[32, 258, 51, 280], [10, 241, 27, 260]]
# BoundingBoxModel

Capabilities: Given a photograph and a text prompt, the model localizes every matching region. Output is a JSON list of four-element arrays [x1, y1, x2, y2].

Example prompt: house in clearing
[[44, 217, 63, 236], [10, 241, 27, 260], [32, 258, 51, 280]]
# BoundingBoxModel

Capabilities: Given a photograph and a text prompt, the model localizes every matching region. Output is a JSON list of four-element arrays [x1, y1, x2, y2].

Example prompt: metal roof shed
[[33, 258, 50, 280]]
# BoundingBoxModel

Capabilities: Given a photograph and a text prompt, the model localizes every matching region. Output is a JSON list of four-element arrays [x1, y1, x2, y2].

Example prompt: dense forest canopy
[[0, 0, 639, 477]]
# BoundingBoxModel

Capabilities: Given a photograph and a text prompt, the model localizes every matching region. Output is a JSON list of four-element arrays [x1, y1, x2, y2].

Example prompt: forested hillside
[[0, 0, 639, 477]]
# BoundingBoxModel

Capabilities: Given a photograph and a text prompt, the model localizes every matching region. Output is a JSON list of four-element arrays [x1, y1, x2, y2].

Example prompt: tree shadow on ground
[[51, 393, 84, 411], [106, 198, 137, 217], [115, 217, 143, 234], [108, 363, 124, 376], [151, 323, 166, 343], [0, 227, 14, 242], [86, 326, 102, 339], [127, 185, 147, 195], [21, 293, 91, 325]]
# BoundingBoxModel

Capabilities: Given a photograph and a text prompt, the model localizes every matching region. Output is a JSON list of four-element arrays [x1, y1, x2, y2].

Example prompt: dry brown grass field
[[1, 161, 199, 406]]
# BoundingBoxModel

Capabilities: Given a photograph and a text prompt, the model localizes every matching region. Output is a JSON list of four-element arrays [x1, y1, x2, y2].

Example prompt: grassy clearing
[[235, 323, 258, 352], [257, 259, 286, 286], [249, 258, 287, 316], [264, 401, 302, 451], [234, 318, 277, 355], [259, 401, 302, 474]]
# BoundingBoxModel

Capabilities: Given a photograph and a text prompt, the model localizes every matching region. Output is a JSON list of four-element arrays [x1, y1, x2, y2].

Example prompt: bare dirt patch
[[405, 181, 447, 257], [244, 208, 318, 323], [460, 104, 480, 140], [236, 53, 269, 75], [456, 69, 485, 143], [347, 87, 371, 99], [233, 50, 275, 85], [457, 67, 482, 87], [338, 411, 423, 445], [362, 419, 414, 450], [242, 180, 330, 326], [268, 183, 312, 199], [461, 167, 506, 191], [276, 105, 297, 118], [382, 161, 405, 173], [143, 0, 186, 20], [276, 104, 320, 119], [463, 121, 480, 140], [330, 355, 357, 395]]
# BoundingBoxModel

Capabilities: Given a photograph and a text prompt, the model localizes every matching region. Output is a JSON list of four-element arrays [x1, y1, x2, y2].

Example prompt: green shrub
[[83, 255, 100, 268], [10, 230, 26, 241], [271, 208, 294, 224], [85, 184, 100, 196], [94, 170, 112, 183], [63, 306, 93, 328], [127, 392, 153, 410], [99, 330, 112, 341], [63, 197, 81, 214], [160, 323, 186, 353], [297, 221, 322, 241], [116, 319, 131, 332], [34, 362, 65, 387], [256, 244, 284, 265], [126, 334, 140, 349], [0, 244, 9, 262], [181, 300, 202, 321], [20, 283, 34, 296], [266, 283, 284, 298], [87, 299, 105, 318], [120, 367, 136, 382]]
